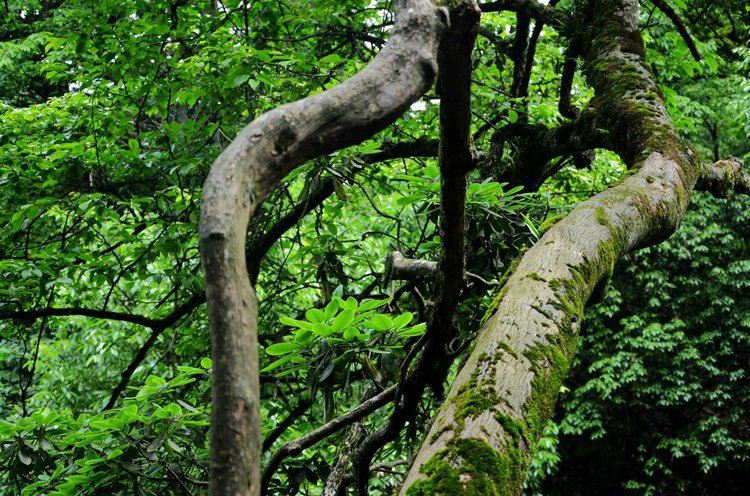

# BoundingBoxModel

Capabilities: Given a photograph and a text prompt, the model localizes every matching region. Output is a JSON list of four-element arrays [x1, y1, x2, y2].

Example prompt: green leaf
[[266, 342, 300, 356], [312, 322, 335, 337], [399, 323, 427, 337], [305, 308, 325, 323], [280, 317, 318, 331], [392, 312, 413, 329], [358, 299, 389, 312], [333, 179, 348, 202], [331, 308, 355, 332], [323, 299, 340, 320], [260, 354, 295, 373], [366, 314, 393, 331], [226, 66, 251, 87]]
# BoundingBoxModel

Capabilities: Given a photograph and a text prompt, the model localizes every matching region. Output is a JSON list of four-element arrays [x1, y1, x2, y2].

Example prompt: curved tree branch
[[697, 158, 750, 196], [198, 1, 446, 493], [400, 0, 709, 493]]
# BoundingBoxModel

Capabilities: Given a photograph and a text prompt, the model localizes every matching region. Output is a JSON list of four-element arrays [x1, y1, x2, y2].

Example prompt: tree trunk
[[399, 0, 725, 493], [198, 1, 445, 494]]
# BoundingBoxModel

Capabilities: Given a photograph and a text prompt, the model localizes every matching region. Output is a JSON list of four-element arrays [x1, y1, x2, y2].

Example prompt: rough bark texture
[[385, 251, 439, 283], [698, 158, 750, 197], [400, 0, 709, 494], [198, 1, 445, 494]]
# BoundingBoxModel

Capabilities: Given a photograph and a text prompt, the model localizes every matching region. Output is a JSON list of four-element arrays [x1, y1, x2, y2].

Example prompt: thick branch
[[385, 251, 495, 287], [697, 158, 750, 197], [198, 1, 445, 494], [401, 0, 705, 493], [384, 251, 438, 283]]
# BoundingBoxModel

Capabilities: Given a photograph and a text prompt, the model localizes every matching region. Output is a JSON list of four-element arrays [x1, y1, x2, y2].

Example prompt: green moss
[[407, 438, 523, 496], [594, 206, 610, 228], [539, 213, 566, 235], [482, 284, 509, 324], [454, 388, 498, 421], [521, 341, 576, 440], [494, 412, 527, 443], [497, 340, 519, 360], [429, 424, 454, 444]]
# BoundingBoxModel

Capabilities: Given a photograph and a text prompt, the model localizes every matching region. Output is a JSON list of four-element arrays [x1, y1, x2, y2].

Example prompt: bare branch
[[198, 1, 446, 493], [261, 385, 397, 495], [353, 1, 480, 493], [480, 0, 568, 28]]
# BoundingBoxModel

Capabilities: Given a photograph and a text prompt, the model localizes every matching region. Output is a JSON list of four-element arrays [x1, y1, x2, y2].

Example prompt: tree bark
[[399, 0, 727, 494], [198, 1, 445, 494]]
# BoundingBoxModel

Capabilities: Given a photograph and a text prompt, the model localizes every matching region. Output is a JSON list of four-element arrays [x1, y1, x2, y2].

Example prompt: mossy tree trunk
[[399, 0, 743, 494], [197, 0, 750, 493]]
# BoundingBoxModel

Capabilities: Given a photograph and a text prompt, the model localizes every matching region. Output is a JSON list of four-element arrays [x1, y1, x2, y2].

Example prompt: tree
[[541, 192, 750, 495], [0, 0, 748, 495]]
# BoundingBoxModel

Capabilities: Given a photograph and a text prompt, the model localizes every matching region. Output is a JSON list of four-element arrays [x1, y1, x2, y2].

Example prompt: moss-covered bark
[[400, 0, 706, 494]]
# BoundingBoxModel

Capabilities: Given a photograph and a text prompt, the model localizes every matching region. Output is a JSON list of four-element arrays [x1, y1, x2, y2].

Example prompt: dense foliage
[[0, 0, 748, 495], [538, 193, 750, 495]]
